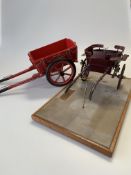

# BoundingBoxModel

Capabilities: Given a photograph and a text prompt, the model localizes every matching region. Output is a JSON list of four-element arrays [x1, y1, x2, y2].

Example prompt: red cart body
[[28, 38, 77, 75], [0, 38, 77, 94]]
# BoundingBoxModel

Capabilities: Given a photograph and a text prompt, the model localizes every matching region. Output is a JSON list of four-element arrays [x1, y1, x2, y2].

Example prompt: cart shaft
[[0, 73, 42, 94], [0, 66, 35, 83], [89, 67, 110, 100]]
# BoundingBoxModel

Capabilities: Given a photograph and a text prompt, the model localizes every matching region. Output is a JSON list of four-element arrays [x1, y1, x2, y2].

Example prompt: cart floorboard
[[32, 73, 131, 157]]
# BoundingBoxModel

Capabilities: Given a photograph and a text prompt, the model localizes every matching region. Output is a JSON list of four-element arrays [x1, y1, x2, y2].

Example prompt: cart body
[[81, 44, 129, 100], [28, 38, 77, 75], [84, 44, 126, 74], [87, 50, 121, 73]]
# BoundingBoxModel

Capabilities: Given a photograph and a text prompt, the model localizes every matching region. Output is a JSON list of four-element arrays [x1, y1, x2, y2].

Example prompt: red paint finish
[[0, 38, 77, 93], [9, 73, 42, 90], [28, 38, 77, 75], [46, 59, 76, 86], [9, 66, 35, 79]]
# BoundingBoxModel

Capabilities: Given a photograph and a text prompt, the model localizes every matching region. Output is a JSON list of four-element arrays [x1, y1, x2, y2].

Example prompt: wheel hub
[[60, 71, 64, 76]]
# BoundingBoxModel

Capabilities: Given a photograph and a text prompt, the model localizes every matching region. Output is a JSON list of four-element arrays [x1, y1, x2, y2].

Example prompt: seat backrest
[[90, 44, 104, 49], [122, 54, 129, 61], [84, 44, 104, 57], [114, 45, 125, 52]]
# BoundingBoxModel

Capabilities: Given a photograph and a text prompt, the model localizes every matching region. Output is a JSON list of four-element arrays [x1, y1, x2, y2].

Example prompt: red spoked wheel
[[46, 58, 76, 86]]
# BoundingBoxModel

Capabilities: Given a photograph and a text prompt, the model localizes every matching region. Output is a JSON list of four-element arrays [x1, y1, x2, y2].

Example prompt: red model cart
[[0, 38, 77, 94]]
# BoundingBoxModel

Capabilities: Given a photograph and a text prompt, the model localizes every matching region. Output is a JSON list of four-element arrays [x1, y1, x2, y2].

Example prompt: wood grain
[[32, 76, 131, 157]]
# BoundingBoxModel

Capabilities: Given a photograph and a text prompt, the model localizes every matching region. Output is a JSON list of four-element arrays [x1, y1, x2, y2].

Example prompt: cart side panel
[[28, 38, 77, 74], [65, 39, 78, 62], [43, 44, 77, 64], [28, 38, 77, 62], [89, 58, 113, 73], [29, 40, 66, 60], [87, 50, 121, 73]]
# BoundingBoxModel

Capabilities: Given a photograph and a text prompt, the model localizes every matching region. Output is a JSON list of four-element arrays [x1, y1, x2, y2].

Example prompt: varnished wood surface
[[32, 75, 131, 157]]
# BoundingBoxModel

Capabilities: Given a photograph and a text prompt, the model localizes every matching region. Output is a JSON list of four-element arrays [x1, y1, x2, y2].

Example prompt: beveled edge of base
[[31, 82, 131, 157]]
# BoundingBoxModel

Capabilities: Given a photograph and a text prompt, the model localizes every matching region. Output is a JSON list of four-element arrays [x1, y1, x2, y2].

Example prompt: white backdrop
[[0, 1, 131, 175], [0, 0, 131, 74], [1, 0, 131, 47]]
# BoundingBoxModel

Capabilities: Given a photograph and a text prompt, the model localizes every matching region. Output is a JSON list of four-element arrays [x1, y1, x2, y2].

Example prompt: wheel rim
[[48, 60, 75, 85]]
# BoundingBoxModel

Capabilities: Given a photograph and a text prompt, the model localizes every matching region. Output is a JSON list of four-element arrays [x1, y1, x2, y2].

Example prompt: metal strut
[[82, 80, 88, 108], [89, 67, 110, 100], [65, 64, 90, 94], [64, 73, 81, 94]]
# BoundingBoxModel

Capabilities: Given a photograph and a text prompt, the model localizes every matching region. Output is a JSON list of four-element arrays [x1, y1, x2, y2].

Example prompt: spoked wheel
[[80, 59, 89, 81], [117, 64, 126, 90], [46, 58, 76, 86]]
